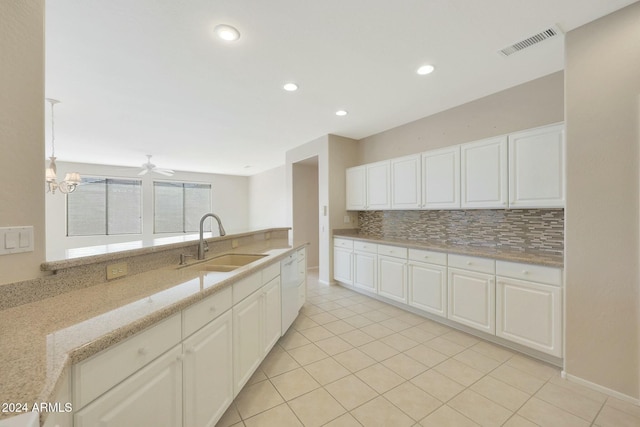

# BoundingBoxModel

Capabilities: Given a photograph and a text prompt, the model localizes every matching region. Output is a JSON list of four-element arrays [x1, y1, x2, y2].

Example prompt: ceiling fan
[[138, 155, 175, 176]]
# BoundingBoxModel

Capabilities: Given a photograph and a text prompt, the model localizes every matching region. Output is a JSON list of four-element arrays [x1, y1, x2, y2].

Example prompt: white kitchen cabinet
[[366, 161, 391, 210], [333, 239, 354, 285], [183, 310, 233, 427], [448, 263, 496, 334], [346, 166, 366, 210], [391, 154, 421, 209], [263, 277, 282, 355], [353, 244, 377, 293], [408, 249, 447, 318], [422, 146, 460, 209], [232, 290, 262, 396], [496, 260, 563, 357], [377, 245, 408, 304], [460, 136, 508, 209], [508, 123, 565, 208], [74, 346, 183, 427], [297, 247, 307, 310], [232, 277, 281, 396], [345, 161, 390, 210]]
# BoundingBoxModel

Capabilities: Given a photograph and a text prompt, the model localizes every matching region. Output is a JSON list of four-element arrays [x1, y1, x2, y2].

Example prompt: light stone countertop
[[0, 238, 300, 423], [333, 231, 563, 268]]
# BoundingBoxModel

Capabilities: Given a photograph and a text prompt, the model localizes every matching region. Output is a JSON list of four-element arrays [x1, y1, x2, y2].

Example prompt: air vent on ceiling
[[499, 25, 563, 57]]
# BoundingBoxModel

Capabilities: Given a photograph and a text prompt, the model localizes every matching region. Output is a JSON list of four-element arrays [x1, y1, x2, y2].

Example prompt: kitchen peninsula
[[0, 228, 306, 426]]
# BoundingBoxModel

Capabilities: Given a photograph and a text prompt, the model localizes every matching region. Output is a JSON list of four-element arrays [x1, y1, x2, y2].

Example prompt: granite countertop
[[333, 231, 563, 268], [0, 238, 300, 422]]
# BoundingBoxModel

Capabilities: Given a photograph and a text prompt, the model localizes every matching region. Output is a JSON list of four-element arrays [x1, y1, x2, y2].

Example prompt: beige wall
[[358, 72, 564, 164], [292, 161, 319, 268], [565, 3, 640, 399], [249, 165, 286, 230], [0, 0, 45, 285]]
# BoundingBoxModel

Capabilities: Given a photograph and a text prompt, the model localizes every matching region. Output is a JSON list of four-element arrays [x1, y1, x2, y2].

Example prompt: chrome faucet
[[198, 213, 226, 260]]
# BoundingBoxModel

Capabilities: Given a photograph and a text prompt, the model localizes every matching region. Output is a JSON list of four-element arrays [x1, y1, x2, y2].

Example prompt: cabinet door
[[422, 146, 460, 209], [391, 155, 421, 209], [366, 161, 391, 210], [460, 136, 508, 209], [232, 291, 262, 396], [448, 268, 495, 334], [183, 311, 233, 427], [263, 277, 282, 355], [408, 261, 447, 317], [333, 247, 353, 284], [74, 346, 183, 427], [353, 251, 377, 293], [346, 166, 366, 210], [508, 124, 565, 208], [496, 277, 562, 357], [378, 255, 407, 303]]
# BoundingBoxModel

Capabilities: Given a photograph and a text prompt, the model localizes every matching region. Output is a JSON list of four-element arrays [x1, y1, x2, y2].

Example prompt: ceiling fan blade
[[138, 169, 149, 176], [154, 168, 174, 176]]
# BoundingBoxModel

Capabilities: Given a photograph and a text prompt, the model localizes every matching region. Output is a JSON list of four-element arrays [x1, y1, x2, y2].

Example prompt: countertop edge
[[332, 232, 563, 268]]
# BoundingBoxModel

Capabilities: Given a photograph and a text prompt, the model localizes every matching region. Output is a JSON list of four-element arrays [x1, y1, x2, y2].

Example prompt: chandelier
[[45, 98, 81, 194]]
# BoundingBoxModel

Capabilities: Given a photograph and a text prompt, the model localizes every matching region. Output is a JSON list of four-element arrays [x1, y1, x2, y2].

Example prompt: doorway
[[292, 157, 319, 270]]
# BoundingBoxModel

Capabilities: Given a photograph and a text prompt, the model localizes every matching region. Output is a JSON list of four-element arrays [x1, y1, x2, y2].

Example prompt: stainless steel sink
[[199, 254, 267, 271]]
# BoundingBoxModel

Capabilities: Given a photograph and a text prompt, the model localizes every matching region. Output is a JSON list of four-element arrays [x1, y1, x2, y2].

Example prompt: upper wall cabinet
[[391, 155, 421, 209], [508, 123, 565, 208], [346, 161, 391, 210], [460, 136, 508, 209], [422, 146, 460, 209]]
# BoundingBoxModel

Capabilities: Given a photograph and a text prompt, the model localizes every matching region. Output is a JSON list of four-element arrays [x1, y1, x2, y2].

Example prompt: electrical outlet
[[231, 239, 239, 249], [344, 215, 351, 223], [106, 262, 128, 280]]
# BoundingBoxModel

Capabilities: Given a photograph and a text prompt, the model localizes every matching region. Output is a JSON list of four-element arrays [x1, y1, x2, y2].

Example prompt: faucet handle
[[180, 253, 194, 265], [203, 240, 209, 253]]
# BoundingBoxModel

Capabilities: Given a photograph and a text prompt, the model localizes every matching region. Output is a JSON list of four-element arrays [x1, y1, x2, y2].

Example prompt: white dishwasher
[[280, 253, 300, 334]]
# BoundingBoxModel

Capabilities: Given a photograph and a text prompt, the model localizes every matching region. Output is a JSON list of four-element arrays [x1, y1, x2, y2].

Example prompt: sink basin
[[199, 254, 267, 272]]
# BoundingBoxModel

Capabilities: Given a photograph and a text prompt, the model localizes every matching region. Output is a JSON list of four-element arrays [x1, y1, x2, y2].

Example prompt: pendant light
[[45, 98, 81, 194]]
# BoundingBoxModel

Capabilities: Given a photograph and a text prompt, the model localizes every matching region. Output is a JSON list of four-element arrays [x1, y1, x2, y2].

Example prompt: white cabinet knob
[[138, 347, 148, 356], [176, 354, 184, 361], [185, 347, 194, 354], [209, 306, 217, 313], [466, 261, 472, 265], [522, 270, 529, 275]]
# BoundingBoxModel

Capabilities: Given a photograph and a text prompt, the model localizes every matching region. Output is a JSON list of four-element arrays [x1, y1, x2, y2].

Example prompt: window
[[67, 177, 142, 236], [154, 182, 212, 233]]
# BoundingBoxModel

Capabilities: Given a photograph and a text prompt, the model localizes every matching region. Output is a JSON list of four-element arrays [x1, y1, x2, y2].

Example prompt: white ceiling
[[45, 0, 636, 176]]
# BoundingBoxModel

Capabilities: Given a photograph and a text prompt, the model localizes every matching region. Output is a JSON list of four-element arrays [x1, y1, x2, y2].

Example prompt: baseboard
[[561, 371, 640, 405]]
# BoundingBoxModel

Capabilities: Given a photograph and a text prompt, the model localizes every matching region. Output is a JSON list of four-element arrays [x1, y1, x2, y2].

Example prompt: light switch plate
[[0, 226, 34, 255]]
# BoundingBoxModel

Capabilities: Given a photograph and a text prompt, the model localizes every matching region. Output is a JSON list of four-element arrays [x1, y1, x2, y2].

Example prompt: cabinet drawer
[[182, 286, 232, 338], [73, 313, 182, 409], [408, 249, 446, 266], [334, 238, 354, 249], [354, 241, 377, 253], [262, 262, 280, 284], [448, 254, 495, 274], [377, 244, 407, 258], [496, 261, 562, 286], [233, 272, 262, 304], [297, 247, 306, 261]]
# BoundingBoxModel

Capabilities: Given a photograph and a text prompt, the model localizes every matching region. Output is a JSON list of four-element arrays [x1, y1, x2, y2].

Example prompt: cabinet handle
[[176, 354, 184, 361], [522, 270, 529, 275], [466, 261, 472, 265], [209, 305, 217, 313], [185, 347, 194, 354], [137, 347, 148, 356]]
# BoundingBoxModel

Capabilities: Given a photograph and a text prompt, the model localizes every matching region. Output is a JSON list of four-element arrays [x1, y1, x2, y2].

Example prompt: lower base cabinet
[[408, 261, 447, 318], [233, 278, 281, 396], [378, 255, 407, 303], [496, 277, 562, 357], [183, 311, 233, 427], [354, 251, 377, 293], [74, 346, 183, 427], [447, 268, 495, 334]]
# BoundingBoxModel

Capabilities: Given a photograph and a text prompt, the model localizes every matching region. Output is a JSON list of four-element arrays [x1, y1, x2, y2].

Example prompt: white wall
[[46, 161, 249, 260], [248, 165, 287, 230], [0, 0, 45, 286]]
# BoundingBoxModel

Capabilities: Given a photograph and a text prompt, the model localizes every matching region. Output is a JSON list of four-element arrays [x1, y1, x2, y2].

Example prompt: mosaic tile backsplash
[[357, 209, 564, 256]]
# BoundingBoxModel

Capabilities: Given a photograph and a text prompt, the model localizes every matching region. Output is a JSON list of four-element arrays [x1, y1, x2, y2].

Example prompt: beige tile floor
[[216, 270, 640, 427]]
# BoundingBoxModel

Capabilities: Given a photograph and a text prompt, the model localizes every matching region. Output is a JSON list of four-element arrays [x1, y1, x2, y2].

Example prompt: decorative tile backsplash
[[357, 209, 564, 256]]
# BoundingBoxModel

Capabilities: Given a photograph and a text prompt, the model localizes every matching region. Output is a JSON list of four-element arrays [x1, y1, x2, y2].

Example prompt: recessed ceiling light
[[417, 64, 435, 75], [335, 110, 348, 117], [283, 83, 298, 92], [214, 24, 240, 41]]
